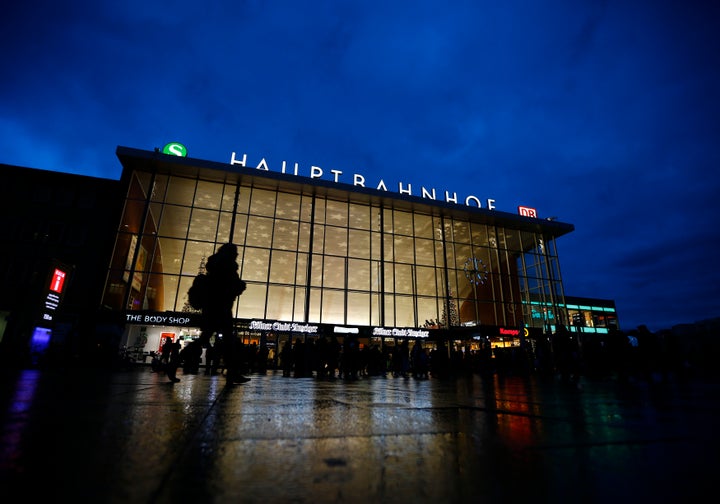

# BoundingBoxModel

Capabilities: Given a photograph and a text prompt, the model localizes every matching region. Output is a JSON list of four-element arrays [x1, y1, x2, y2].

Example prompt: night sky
[[2, 1, 719, 332]]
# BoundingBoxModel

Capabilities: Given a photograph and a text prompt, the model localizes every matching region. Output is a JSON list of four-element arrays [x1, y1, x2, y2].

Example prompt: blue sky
[[2, 1, 719, 332]]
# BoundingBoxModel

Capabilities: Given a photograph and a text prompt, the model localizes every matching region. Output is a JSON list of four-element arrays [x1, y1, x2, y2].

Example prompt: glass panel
[[415, 266, 437, 296], [245, 215, 274, 247], [298, 223, 311, 252], [383, 264, 394, 293], [232, 214, 248, 246], [347, 259, 370, 291], [324, 226, 348, 257], [165, 176, 196, 206], [156, 237, 183, 275], [240, 247, 270, 282], [266, 285, 295, 320], [323, 256, 345, 289], [188, 208, 219, 241], [249, 188, 277, 217], [383, 296, 395, 326], [454, 244, 472, 269], [296, 253, 308, 285], [314, 198, 326, 225], [383, 234, 394, 260], [325, 199, 348, 227], [233, 184, 250, 213], [347, 292, 369, 325], [470, 222, 489, 247], [119, 199, 147, 233], [270, 251, 298, 284], [394, 236, 414, 264], [310, 255, 323, 287], [371, 260, 381, 292], [177, 275, 196, 312], [145, 202, 162, 234], [348, 229, 370, 259], [157, 205, 191, 239], [300, 195, 313, 222], [194, 180, 224, 210], [275, 192, 301, 220], [370, 292, 380, 326], [413, 213, 433, 239], [181, 240, 213, 276], [394, 263, 414, 295], [393, 210, 413, 236], [126, 171, 151, 199], [452, 219, 470, 244], [348, 203, 370, 230], [321, 288, 345, 324], [312, 225, 325, 254], [294, 288, 306, 321], [308, 287, 321, 323], [395, 295, 414, 327], [148, 174, 168, 202], [273, 219, 300, 251], [417, 297, 440, 327], [217, 212, 232, 244], [236, 283, 267, 319], [414, 238, 434, 266], [371, 232, 382, 260]]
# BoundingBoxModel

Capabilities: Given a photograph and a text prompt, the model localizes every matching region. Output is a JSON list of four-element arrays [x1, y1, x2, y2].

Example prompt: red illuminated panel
[[50, 269, 67, 294], [518, 206, 537, 218]]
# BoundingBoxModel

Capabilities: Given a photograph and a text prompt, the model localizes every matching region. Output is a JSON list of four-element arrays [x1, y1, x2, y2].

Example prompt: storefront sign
[[372, 327, 430, 338], [249, 320, 319, 334], [125, 313, 193, 326], [231, 152, 496, 210]]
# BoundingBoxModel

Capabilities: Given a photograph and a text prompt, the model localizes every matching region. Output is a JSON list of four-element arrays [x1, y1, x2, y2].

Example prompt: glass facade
[[103, 152, 572, 336]]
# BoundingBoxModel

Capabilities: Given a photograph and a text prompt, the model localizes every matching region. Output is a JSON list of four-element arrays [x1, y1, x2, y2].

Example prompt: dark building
[[0, 163, 123, 366]]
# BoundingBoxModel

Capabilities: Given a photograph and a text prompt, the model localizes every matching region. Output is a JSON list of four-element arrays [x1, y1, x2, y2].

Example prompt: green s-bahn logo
[[162, 142, 188, 157]]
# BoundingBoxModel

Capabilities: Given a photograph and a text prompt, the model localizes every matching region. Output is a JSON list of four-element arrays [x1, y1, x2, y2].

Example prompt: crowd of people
[[151, 321, 710, 385]]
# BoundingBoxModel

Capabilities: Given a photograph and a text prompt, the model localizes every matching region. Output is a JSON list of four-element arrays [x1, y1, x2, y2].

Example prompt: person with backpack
[[191, 243, 249, 385]]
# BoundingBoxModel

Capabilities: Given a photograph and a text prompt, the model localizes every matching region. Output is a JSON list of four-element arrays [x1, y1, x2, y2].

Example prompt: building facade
[[105, 146, 577, 359], [0, 163, 122, 366]]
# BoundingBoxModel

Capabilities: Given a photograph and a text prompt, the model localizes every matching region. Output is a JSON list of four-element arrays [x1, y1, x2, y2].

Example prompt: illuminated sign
[[372, 327, 430, 338], [50, 268, 67, 294], [334, 326, 360, 334], [125, 313, 192, 325], [162, 142, 188, 157], [249, 320, 319, 334], [39, 262, 72, 326], [499, 327, 520, 336], [231, 152, 496, 210], [518, 206, 537, 218]]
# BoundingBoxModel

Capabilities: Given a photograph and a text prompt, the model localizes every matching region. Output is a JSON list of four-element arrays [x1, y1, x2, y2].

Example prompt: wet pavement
[[0, 367, 718, 503]]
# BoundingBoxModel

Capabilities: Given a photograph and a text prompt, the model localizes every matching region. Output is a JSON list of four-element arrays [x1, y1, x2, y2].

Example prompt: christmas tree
[[181, 256, 206, 313]]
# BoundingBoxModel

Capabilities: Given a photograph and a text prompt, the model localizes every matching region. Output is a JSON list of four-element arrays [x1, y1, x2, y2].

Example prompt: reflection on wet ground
[[0, 368, 717, 503]]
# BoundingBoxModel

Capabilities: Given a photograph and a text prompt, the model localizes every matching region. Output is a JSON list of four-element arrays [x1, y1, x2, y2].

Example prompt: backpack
[[187, 273, 209, 310]]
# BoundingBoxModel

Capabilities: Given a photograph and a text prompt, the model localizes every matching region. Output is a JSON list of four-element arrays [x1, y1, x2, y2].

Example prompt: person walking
[[196, 243, 250, 385], [165, 338, 182, 383]]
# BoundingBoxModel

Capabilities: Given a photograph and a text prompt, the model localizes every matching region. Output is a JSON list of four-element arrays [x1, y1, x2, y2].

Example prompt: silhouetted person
[[181, 340, 203, 374], [165, 339, 182, 383], [280, 340, 294, 377], [197, 243, 249, 385]]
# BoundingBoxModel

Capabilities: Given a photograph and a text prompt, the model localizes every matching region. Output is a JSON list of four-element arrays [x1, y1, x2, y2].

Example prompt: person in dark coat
[[197, 243, 249, 385]]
